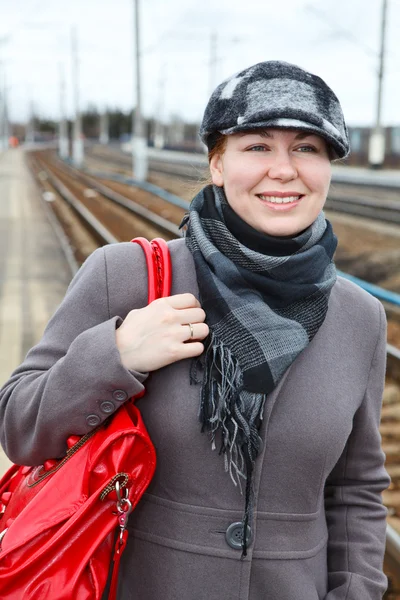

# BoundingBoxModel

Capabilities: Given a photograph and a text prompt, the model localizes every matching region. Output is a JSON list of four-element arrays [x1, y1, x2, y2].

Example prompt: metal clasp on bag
[[115, 481, 133, 544]]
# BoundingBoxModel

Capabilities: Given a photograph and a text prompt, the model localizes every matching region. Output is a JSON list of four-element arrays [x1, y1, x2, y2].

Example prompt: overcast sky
[[0, 0, 399, 128]]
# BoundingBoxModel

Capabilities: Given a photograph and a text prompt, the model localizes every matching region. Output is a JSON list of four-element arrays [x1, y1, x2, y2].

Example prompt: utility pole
[[0, 38, 6, 151], [58, 63, 69, 159], [0, 64, 4, 151], [99, 109, 109, 144], [132, 0, 148, 181], [153, 65, 166, 149], [368, 0, 388, 168], [71, 26, 84, 167], [209, 31, 218, 96], [0, 60, 10, 151], [25, 98, 35, 144], [2, 72, 9, 149]]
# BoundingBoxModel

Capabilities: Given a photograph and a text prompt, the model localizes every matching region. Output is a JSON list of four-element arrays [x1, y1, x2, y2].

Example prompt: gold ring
[[188, 323, 194, 339]]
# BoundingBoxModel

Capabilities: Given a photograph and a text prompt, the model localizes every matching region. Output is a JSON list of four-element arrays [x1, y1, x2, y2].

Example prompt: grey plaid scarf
[[182, 184, 337, 554]]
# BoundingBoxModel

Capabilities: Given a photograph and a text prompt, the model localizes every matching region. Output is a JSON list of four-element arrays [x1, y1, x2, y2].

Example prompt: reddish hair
[[207, 134, 228, 163]]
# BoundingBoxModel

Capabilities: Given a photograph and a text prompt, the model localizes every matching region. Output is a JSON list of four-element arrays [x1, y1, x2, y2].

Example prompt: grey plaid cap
[[200, 61, 350, 158]]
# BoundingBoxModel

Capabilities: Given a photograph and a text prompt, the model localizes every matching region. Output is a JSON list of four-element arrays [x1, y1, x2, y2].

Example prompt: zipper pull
[[115, 480, 133, 540]]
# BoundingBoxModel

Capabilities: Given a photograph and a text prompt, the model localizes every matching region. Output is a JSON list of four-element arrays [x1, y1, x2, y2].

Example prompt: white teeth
[[258, 195, 301, 204]]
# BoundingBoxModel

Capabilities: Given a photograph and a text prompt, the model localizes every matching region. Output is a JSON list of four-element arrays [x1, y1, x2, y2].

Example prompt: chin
[[258, 218, 314, 238], [259, 225, 304, 237]]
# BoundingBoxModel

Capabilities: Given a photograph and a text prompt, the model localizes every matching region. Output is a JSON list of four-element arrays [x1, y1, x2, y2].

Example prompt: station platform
[[0, 149, 72, 474]]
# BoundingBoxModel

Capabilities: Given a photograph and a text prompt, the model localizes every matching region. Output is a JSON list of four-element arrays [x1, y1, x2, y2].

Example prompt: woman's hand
[[115, 293, 209, 372]]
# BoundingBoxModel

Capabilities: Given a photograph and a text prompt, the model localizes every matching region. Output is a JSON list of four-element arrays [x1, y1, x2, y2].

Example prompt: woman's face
[[209, 129, 332, 237]]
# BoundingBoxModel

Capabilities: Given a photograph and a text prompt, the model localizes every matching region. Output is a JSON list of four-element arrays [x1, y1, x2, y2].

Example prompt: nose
[[266, 150, 298, 181]]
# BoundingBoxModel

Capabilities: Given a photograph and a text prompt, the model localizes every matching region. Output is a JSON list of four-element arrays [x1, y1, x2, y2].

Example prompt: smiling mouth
[[257, 194, 304, 204]]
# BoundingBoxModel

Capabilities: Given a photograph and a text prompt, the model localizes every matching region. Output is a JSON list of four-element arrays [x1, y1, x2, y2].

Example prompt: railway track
[[383, 344, 400, 595], [26, 149, 400, 592], [27, 150, 182, 264]]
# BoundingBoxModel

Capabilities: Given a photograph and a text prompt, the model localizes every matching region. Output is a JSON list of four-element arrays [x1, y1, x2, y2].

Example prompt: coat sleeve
[[323, 299, 390, 599], [0, 246, 149, 466]]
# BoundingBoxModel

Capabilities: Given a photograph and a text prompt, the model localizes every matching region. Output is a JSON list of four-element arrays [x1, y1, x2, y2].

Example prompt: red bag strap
[[109, 530, 128, 600], [131, 237, 172, 302], [107, 237, 171, 600]]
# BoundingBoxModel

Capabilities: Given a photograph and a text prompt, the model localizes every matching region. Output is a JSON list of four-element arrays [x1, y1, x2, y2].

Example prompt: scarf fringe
[[198, 332, 266, 555]]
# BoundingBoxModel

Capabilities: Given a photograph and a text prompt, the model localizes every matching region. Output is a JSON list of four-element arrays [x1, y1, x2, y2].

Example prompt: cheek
[[223, 161, 261, 193], [307, 163, 331, 197], [218, 163, 242, 193], [321, 177, 331, 200]]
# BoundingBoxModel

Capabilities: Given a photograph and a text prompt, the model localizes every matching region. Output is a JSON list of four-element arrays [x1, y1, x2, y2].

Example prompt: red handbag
[[0, 237, 172, 600]]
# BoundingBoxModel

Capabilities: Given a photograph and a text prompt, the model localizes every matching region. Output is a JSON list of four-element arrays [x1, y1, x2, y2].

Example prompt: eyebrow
[[238, 130, 315, 140]]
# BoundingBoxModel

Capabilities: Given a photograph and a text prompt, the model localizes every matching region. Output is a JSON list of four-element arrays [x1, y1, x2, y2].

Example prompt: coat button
[[225, 522, 253, 550], [113, 390, 128, 402], [100, 401, 115, 414], [86, 414, 101, 427]]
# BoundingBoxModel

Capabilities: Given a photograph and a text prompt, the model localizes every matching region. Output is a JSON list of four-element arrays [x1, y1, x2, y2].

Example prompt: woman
[[0, 61, 390, 599]]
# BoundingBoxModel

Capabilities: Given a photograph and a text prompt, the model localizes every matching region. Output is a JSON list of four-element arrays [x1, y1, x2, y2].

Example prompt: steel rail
[[337, 272, 400, 307], [387, 524, 400, 570], [148, 159, 204, 180], [325, 195, 400, 225], [387, 344, 400, 385], [27, 155, 80, 276], [87, 147, 203, 181], [84, 168, 190, 211], [52, 158, 181, 238], [385, 345, 400, 570], [32, 155, 181, 246], [35, 159, 118, 245]]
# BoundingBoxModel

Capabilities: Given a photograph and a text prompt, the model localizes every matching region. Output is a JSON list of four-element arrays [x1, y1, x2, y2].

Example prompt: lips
[[255, 193, 304, 213], [257, 193, 304, 205]]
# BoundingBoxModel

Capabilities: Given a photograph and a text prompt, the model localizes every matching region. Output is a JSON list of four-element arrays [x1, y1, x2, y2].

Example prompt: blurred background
[[0, 0, 399, 166]]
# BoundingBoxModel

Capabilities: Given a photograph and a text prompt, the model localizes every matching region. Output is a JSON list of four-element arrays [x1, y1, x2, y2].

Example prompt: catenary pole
[[59, 63, 69, 158], [153, 65, 166, 149], [26, 98, 35, 144], [0, 58, 9, 151], [209, 31, 218, 96], [368, 0, 388, 168], [132, 0, 148, 181], [0, 38, 6, 150], [0, 63, 4, 151], [376, 0, 388, 129], [71, 26, 84, 167], [99, 109, 109, 144], [3, 71, 9, 148]]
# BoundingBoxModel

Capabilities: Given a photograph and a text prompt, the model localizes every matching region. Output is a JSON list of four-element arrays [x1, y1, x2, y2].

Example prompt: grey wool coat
[[0, 238, 390, 600]]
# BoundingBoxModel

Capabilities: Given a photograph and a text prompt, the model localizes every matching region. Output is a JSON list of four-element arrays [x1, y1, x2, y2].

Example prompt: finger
[[179, 322, 209, 342], [178, 341, 205, 359], [162, 294, 201, 310], [176, 307, 206, 325]]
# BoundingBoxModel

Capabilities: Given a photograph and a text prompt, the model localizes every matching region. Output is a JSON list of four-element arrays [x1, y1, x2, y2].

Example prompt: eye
[[248, 145, 268, 152], [296, 144, 317, 153]]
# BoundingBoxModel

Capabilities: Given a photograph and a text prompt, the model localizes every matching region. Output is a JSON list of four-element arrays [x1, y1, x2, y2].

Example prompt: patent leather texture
[[0, 238, 171, 600]]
